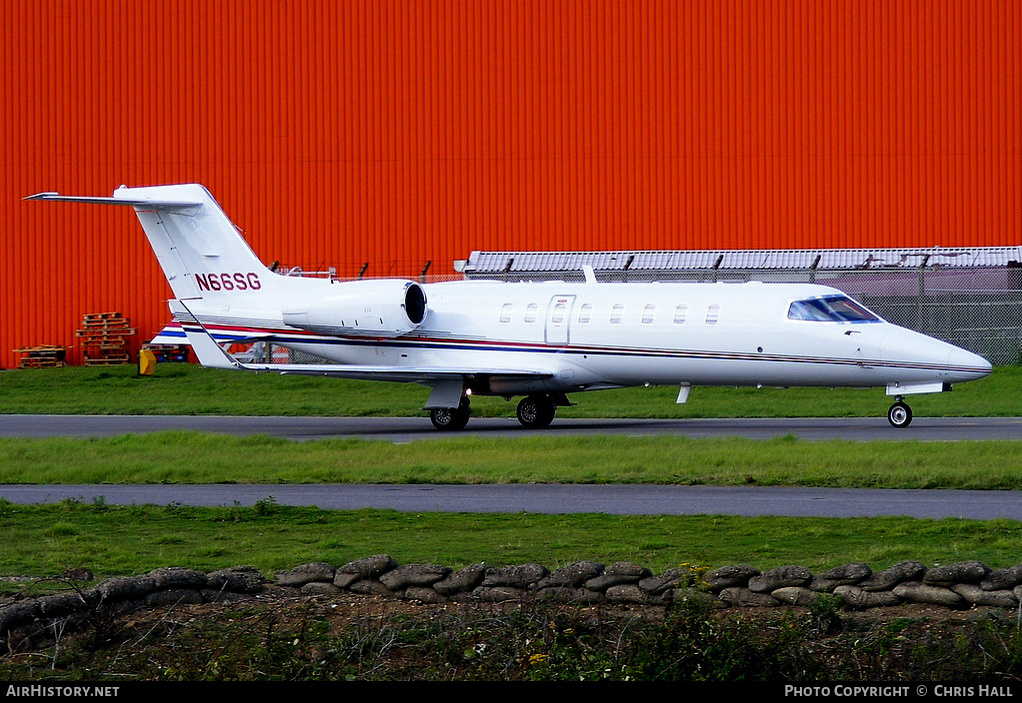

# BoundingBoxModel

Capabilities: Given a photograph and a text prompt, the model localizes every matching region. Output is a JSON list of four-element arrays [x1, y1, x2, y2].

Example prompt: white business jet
[[28, 184, 992, 430]]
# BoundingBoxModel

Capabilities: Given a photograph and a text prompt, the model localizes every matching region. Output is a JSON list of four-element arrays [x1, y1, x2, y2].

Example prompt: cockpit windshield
[[787, 295, 881, 323]]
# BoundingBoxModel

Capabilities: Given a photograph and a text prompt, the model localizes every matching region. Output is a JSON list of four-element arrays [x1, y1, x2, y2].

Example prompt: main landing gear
[[428, 393, 564, 431], [516, 394, 557, 429], [887, 397, 913, 428], [429, 396, 471, 431]]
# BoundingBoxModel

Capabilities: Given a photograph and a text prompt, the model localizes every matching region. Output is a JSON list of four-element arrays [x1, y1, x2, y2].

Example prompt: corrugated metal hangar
[[3, 1, 1020, 368]]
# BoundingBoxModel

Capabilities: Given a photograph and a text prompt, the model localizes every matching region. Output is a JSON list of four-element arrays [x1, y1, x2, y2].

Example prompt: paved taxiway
[[3, 414, 1019, 519], [2, 414, 1020, 442], [2, 483, 1021, 520]]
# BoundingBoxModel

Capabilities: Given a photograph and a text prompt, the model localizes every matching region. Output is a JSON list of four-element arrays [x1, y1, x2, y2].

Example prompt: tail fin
[[27, 184, 277, 303]]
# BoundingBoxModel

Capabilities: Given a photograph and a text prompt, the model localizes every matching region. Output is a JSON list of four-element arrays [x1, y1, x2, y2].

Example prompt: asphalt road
[[2, 414, 1020, 519], [2, 414, 1021, 442], [2, 482, 1021, 520]]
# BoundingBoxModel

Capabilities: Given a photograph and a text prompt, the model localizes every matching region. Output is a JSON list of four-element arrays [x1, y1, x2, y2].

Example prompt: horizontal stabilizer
[[25, 191, 203, 212]]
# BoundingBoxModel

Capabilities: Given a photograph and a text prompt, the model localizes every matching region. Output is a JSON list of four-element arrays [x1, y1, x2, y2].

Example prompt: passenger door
[[545, 295, 575, 346]]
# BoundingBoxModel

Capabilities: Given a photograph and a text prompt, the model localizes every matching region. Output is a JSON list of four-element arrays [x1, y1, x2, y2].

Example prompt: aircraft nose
[[946, 344, 992, 381], [880, 326, 992, 384]]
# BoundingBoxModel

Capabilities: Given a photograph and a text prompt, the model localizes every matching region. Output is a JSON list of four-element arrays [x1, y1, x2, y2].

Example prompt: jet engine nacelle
[[281, 279, 427, 338]]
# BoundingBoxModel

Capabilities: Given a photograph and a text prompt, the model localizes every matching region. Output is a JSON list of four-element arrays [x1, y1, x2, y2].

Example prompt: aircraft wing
[[174, 300, 555, 408], [179, 320, 552, 383]]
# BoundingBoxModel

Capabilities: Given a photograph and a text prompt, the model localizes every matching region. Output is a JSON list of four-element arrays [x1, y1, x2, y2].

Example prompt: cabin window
[[524, 303, 539, 323], [705, 304, 720, 325], [551, 301, 567, 324], [673, 304, 688, 324], [610, 303, 625, 324], [578, 303, 593, 324], [499, 303, 513, 324], [787, 296, 881, 323], [642, 304, 656, 324]]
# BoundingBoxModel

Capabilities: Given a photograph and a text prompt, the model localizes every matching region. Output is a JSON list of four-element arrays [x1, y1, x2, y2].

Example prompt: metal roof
[[464, 246, 1022, 274]]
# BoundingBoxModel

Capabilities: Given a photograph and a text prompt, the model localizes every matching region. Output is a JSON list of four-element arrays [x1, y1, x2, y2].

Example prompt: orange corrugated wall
[[3, 0, 1020, 367]]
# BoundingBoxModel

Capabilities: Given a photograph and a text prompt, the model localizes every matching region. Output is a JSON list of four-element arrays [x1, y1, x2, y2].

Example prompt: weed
[[252, 497, 280, 516]]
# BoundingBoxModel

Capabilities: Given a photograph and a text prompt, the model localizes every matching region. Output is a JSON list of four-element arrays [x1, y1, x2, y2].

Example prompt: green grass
[[1, 430, 1020, 580], [1, 363, 1019, 418], [1, 432, 1021, 489], [1, 363, 1020, 583], [3, 500, 1021, 581]]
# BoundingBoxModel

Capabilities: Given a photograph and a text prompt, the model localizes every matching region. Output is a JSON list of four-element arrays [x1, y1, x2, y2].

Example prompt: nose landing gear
[[887, 398, 913, 428]]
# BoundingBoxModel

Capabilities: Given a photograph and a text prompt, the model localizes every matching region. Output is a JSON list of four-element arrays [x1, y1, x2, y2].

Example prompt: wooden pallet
[[80, 311, 131, 327], [13, 345, 67, 368], [76, 332, 138, 345], [77, 312, 136, 366], [82, 354, 130, 366]]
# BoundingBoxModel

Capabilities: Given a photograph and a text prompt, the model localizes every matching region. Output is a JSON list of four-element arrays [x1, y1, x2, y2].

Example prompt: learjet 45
[[27, 184, 992, 430]]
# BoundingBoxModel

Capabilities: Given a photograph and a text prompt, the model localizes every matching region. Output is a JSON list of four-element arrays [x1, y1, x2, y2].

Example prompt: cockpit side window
[[787, 296, 881, 323]]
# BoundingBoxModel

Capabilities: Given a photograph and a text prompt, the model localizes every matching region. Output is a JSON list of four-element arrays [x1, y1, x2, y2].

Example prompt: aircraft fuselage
[[177, 277, 990, 401]]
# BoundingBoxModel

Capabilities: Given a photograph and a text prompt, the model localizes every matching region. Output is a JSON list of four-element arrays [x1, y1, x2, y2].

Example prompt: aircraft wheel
[[516, 394, 556, 429], [887, 401, 913, 429], [430, 397, 471, 431]]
